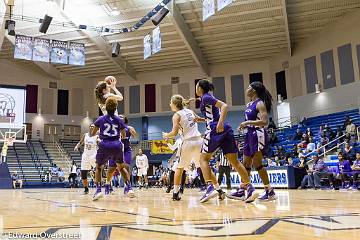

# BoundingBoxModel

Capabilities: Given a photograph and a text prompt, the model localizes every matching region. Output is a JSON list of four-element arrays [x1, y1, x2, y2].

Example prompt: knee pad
[[255, 165, 264, 171], [81, 170, 88, 180]]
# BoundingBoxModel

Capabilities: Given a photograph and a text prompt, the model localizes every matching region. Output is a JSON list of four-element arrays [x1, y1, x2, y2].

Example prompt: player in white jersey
[[74, 125, 99, 194], [136, 148, 149, 188], [94, 76, 134, 196], [162, 95, 205, 201]]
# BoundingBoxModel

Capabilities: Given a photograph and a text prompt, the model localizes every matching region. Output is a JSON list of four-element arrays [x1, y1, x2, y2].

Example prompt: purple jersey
[[200, 93, 220, 124], [245, 99, 262, 130], [313, 159, 327, 172], [353, 160, 360, 168], [94, 114, 125, 141], [338, 160, 352, 173]]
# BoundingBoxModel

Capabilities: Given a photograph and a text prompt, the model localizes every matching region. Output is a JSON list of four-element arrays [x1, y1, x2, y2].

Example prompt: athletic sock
[[174, 185, 180, 193]]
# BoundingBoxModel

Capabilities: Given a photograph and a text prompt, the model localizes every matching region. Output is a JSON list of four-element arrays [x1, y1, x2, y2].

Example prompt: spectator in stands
[[268, 117, 277, 130], [343, 116, 352, 130], [297, 140, 307, 150], [335, 126, 345, 143], [292, 128, 303, 141], [318, 132, 329, 148], [268, 129, 279, 146], [342, 142, 356, 163], [11, 171, 22, 189], [336, 152, 352, 188], [58, 168, 65, 182], [311, 155, 335, 189], [351, 152, 360, 189], [306, 128, 313, 137], [51, 164, 58, 177], [301, 133, 309, 143], [306, 137, 316, 153], [299, 155, 313, 189], [324, 125, 336, 140], [318, 125, 325, 139], [68, 162, 78, 188], [346, 120, 356, 137], [267, 158, 277, 167], [277, 146, 286, 160]]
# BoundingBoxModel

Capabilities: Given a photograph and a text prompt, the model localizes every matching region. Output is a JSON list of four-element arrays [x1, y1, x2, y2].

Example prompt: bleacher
[[271, 109, 360, 159], [59, 139, 82, 165], [2, 139, 54, 185]]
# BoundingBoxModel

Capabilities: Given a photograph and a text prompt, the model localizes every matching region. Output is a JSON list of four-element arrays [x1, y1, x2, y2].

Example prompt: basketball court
[[1, 0, 360, 239], [0, 188, 359, 240]]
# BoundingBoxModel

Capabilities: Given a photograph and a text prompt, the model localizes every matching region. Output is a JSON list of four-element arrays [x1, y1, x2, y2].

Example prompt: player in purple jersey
[[91, 97, 134, 201], [229, 81, 275, 201], [195, 79, 257, 203], [120, 116, 138, 184]]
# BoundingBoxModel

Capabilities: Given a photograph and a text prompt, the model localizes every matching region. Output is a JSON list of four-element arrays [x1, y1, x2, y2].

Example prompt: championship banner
[[51, 40, 68, 64], [14, 35, 33, 61], [151, 139, 175, 154], [203, 0, 215, 21], [218, 169, 289, 188], [32, 38, 50, 62], [217, 0, 232, 11], [69, 42, 85, 66], [152, 26, 161, 54], [144, 34, 152, 60]]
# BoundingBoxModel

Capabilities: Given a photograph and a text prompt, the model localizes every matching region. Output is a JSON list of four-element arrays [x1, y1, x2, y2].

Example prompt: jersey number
[[186, 113, 195, 128], [104, 123, 118, 137]]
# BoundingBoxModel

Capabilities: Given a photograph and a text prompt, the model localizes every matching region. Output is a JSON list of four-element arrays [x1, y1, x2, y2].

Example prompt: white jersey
[[83, 133, 98, 156], [136, 154, 149, 169], [176, 108, 201, 140]]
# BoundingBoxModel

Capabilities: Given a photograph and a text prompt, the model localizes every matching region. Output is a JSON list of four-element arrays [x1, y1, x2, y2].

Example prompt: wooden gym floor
[[0, 188, 359, 240]]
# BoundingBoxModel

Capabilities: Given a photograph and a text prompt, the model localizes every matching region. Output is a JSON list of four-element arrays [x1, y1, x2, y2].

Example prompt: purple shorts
[[96, 140, 124, 166], [243, 128, 268, 157], [123, 148, 132, 165], [201, 122, 238, 155]]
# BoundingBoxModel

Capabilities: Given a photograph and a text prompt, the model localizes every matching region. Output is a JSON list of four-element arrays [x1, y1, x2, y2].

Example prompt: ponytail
[[250, 81, 273, 113]]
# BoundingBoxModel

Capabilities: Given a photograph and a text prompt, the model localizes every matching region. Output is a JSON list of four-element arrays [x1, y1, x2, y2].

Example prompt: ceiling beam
[[281, 0, 292, 56], [56, 2, 137, 80], [168, 0, 209, 76]]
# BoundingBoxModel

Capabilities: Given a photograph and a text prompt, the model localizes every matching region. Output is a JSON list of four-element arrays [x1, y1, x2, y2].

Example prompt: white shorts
[[137, 167, 148, 176], [177, 136, 202, 171], [81, 154, 96, 171]]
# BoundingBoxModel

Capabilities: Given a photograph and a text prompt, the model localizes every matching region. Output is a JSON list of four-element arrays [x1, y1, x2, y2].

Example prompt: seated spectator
[[318, 133, 329, 147], [351, 152, 360, 189], [335, 152, 352, 188], [68, 162, 78, 188], [51, 164, 59, 177], [324, 125, 336, 140], [342, 142, 356, 163], [267, 158, 278, 167], [301, 133, 309, 143], [292, 128, 303, 141], [342, 116, 351, 131], [311, 155, 335, 189], [335, 126, 345, 143], [277, 146, 286, 160], [299, 156, 313, 189], [11, 171, 23, 189], [306, 137, 316, 153], [306, 128, 313, 137], [268, 129, 279, 146], [58, 168, 65, 182], [297, 141, 307, 151], [268, 117, 277, 130]]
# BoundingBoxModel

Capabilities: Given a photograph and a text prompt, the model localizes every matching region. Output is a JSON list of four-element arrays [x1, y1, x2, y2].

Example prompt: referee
[[217, 151, 232, 190]]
